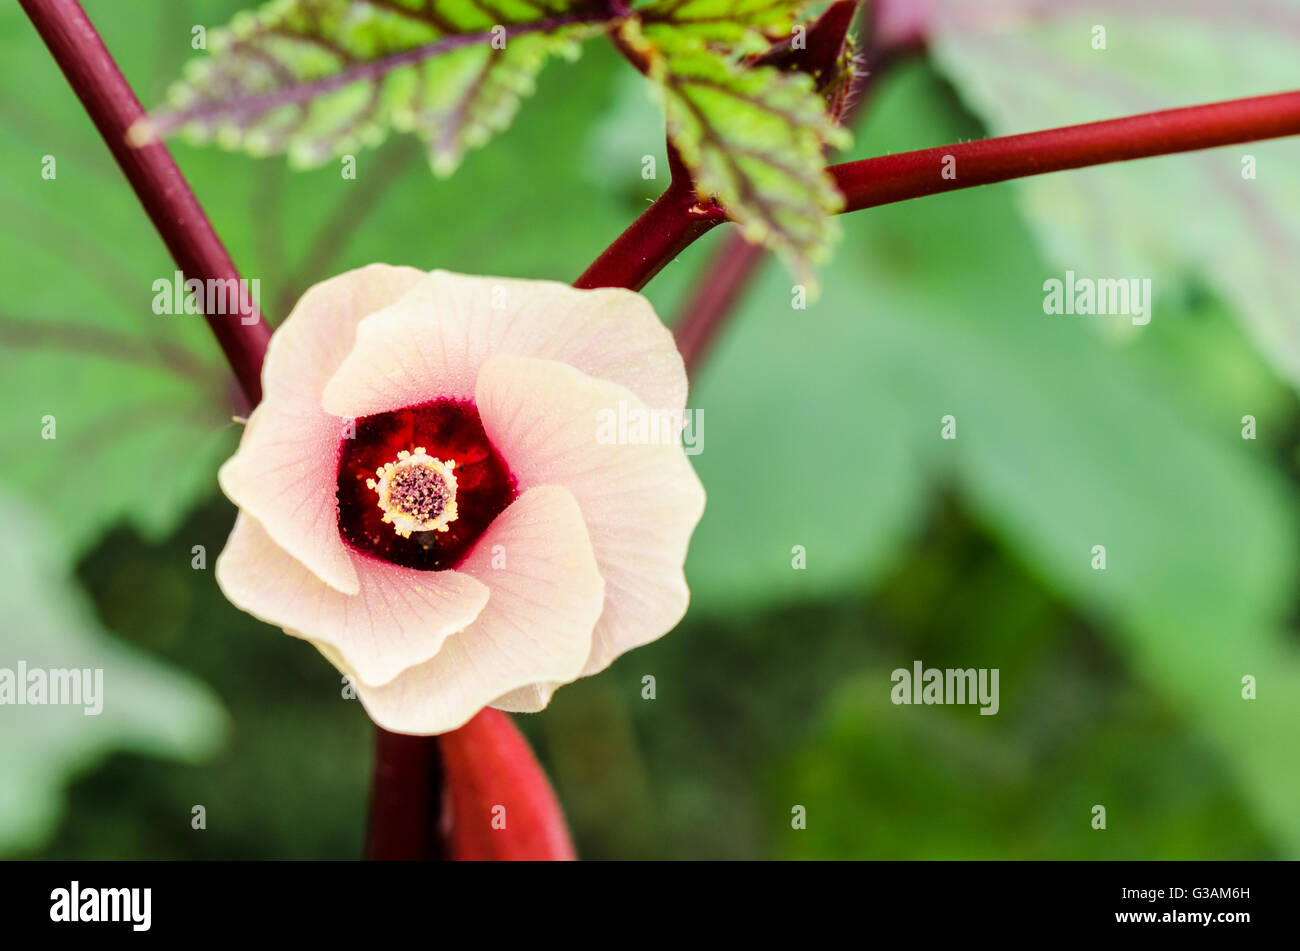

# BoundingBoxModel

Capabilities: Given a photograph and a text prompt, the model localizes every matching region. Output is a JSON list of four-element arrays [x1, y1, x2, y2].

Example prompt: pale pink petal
[[218, 405, 357, 593], [347, 486, 606, 734], [475, 355, 706, 676], [216, 513, 489, 687], [320, 271, 687, 419], [219, 264, 425, 594]]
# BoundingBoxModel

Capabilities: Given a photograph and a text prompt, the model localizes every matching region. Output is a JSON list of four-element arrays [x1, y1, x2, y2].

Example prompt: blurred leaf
[[0, 324, 236, 562], [0, 492, 226, 856], [0, 3, 251, 562], [580, 65, 669, 201], [139, 0, 605, 175], [775, 667, 1274, 859], [928, 0, 1300, 391], [41, 499, 376, 860], [625, 0, 851, 283], [577, 504, 1273, 859], [683, 61, 1300, 852]]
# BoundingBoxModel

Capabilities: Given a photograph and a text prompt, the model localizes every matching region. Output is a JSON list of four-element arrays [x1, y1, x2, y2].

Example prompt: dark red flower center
[[336, 399, 516, 571]]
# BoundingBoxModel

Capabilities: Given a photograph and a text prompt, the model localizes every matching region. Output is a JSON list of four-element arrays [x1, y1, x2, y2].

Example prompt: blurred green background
[[3, 0, 1300, 859]]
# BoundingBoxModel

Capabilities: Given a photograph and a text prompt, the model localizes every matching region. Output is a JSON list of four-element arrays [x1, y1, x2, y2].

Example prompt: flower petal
[[475, 354, 706, 676], [219, 264, 426, 594], [491, 682, 560, 713], [320, 271, 687, 419], [347, 485, 606, 734], [216, 512, 489, 686]]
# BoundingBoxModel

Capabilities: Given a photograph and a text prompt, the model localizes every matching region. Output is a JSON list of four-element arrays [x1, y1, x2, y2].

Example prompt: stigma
[[366, 447, 458, 538]]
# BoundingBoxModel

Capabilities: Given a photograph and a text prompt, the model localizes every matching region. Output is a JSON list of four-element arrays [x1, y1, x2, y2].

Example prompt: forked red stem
[[574, 178, 726, 292], [588, 89, 1300, 292]]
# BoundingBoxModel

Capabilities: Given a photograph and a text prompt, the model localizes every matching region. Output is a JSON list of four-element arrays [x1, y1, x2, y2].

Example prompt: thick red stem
[[436, 710, 577, 861], [365, 729, 443, 860], [368, 714, 576, 860], [20, 0, 271, 405]]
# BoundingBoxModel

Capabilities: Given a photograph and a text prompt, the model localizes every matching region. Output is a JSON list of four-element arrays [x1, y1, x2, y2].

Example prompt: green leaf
[[625, 1, 852, 284], [928, 0, 1300, 391], [636, 0, 804, 51], [140, 0, 605, 176], [0, 492, 226, 855]]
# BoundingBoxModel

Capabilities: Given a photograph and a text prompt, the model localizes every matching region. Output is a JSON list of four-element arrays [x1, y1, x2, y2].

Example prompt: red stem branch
[[665, 89, 1300, 373], [20, 0, 271, 406], [574, 179, 726, 291], [830, 90, 1300, 213]]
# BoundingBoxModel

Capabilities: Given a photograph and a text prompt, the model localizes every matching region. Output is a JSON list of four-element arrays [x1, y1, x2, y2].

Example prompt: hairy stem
[[574, 179, 726, 291], [20, 0, 271, 405]]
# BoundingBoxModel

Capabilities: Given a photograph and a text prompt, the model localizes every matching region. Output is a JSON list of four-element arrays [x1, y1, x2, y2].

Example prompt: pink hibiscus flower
[[215, 265, 704, 734]]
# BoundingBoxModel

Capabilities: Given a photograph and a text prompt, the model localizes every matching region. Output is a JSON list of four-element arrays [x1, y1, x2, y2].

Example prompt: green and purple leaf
[[136, 0, 609, 176]]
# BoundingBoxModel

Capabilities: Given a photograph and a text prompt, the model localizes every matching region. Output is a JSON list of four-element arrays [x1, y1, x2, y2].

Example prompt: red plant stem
[[365, 729, 443, 860], [19, 0, 271, 406], [830, 90, 1300, 214], [672, 92, 1300, 375], [437, 709, 577, 860], [574, 179, 726, 291], [367, 712, 576, 861]]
